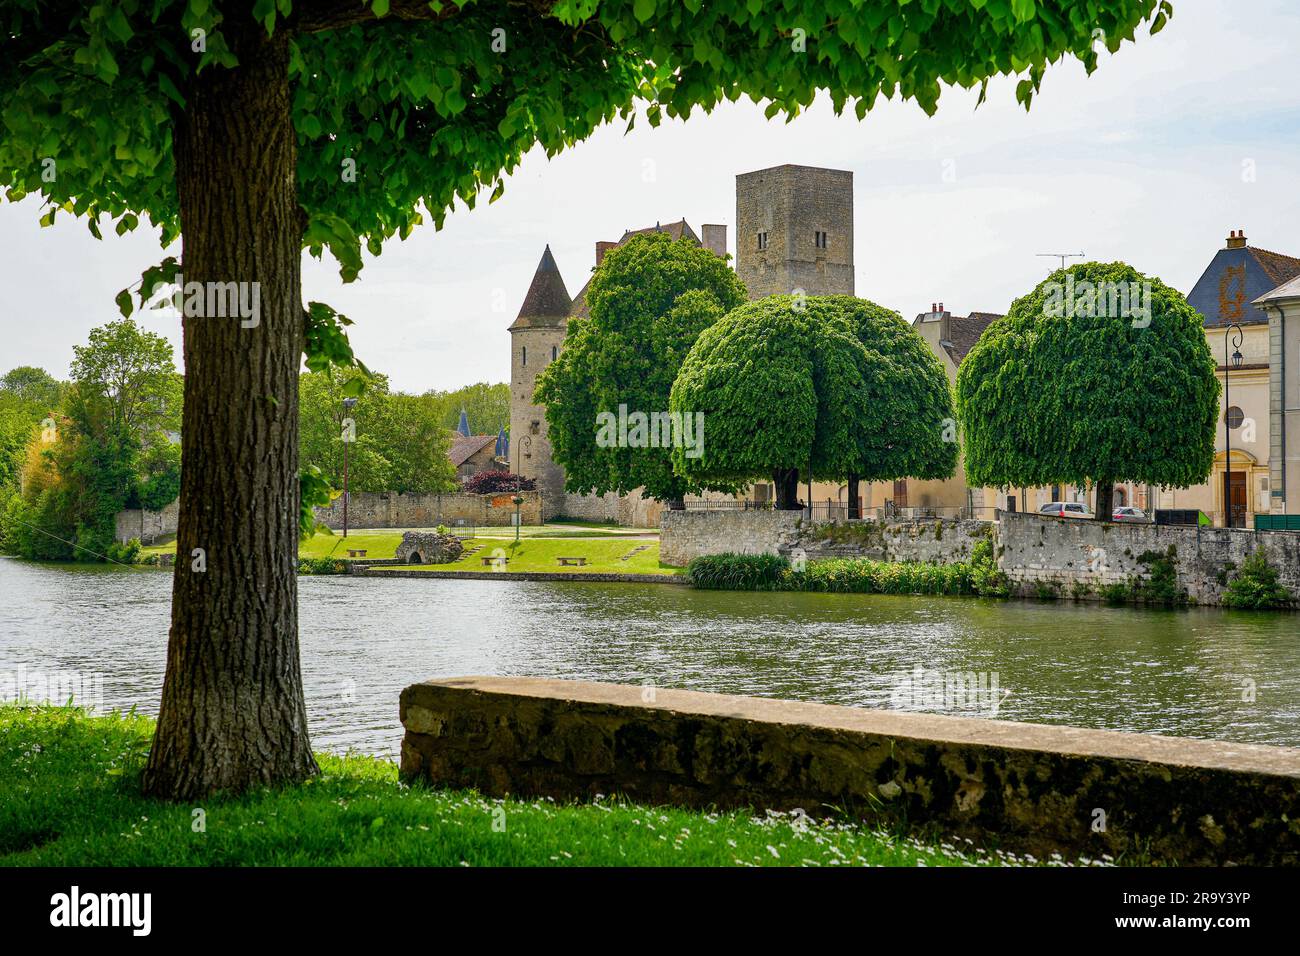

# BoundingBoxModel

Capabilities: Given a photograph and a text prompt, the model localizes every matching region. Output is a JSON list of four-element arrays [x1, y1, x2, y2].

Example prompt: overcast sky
[[3, 0, 1298, 395]]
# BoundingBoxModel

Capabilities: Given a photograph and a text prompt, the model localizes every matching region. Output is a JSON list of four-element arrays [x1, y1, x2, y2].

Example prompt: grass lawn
[[137, 524, 659, 563], [0, 706, 1062, 867], [384, 537, 679, 575]]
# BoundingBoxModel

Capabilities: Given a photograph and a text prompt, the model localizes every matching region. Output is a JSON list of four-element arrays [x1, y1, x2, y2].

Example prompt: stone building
[[1255, 271, 1300, 517], [508, 165, 855, 522]]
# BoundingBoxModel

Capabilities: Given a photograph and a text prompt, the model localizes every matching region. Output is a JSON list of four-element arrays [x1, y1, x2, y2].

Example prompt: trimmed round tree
[[535, 232, 748, 507], [670, 295, 957, 508], [955, 261, 1219, 520]]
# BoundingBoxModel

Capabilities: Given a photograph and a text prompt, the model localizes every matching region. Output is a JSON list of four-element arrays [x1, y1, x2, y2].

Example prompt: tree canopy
[[955, 261, 1219, 516], [535, 232, 748, 505], [670, 295, 957, 505]]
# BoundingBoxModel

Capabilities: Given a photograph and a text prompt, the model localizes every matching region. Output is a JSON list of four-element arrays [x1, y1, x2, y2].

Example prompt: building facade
[[1256, 272, 1300, 516]]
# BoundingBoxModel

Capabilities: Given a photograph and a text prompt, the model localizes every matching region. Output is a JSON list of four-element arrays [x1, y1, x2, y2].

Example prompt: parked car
[[1112, 506, 1150, 523], [1038, 502, 1093, 519]]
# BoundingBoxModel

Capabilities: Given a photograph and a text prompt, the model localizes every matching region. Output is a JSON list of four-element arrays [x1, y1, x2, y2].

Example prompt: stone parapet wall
[[314, 490, 541, 529], [997, 510, 1300, 605], [659, 509, 805, 566], [400, 677, 1300, 865]]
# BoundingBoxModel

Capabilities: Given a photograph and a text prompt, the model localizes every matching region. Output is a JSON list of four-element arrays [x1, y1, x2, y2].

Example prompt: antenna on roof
[[1037, 252, 1086, 272]]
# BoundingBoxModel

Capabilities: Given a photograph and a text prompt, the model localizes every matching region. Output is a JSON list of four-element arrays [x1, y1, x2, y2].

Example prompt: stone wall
[[114, 500, 179, 544], [400, 677, 1300, 865], [659, 510, 988, 568], [314, 490, 542, 530], [997, 509, 1300, 604]]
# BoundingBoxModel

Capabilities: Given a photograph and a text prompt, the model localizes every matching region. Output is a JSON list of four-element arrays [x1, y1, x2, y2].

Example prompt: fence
[[1256, 514, 1300, 532]]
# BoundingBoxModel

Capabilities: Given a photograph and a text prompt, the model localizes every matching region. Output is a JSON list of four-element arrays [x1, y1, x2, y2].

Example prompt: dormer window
[[815, 231, 828, 249], [757, 232, 768, 251]]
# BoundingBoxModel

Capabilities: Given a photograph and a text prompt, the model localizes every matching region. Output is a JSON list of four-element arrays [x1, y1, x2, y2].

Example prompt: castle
[[508, 164, 855, 523]]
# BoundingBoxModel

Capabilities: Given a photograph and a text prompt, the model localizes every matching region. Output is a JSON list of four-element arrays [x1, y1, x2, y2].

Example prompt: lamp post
[[512, 495, 524, 543], [1223, 323, 1244, 528], [342, 396, 358, 539]]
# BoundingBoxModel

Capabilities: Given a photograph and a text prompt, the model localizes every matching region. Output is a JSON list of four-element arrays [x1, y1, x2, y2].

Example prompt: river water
[[2, 557, 1297, 759]]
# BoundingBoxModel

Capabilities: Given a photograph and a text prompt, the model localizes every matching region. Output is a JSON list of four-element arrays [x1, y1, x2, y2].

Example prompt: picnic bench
[[346, 549, 368, 558], [556, 556, 588, 567], [481, 555, 508, 567]]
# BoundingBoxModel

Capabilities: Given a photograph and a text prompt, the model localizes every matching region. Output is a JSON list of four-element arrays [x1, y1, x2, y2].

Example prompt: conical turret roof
[[510, 245, 572, 330]]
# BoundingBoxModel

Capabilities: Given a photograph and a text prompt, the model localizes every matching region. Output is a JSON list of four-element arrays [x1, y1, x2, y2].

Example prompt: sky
[[3, 0, 1299, 395]]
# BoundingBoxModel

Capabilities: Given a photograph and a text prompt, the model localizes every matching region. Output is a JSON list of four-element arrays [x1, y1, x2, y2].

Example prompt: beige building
[[1255, 272, 1300, 516]]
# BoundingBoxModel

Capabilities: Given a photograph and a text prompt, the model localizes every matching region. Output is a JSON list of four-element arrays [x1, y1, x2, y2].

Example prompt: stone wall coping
[[360, 570, 687, 585], [403, 676, 1300, 779]]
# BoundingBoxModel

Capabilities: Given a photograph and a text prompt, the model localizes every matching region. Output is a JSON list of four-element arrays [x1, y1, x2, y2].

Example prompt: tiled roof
[[945, 312, 1001, 364], [1187, 242, 1300, 328], [1254, 272, 1300, 305], [510, 246, 571, 329], [448, 434, 498, 467]]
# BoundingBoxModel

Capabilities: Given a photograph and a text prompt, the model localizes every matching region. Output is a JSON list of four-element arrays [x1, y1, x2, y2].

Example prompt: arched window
[[551, 345, 558, 361], [521, 346, 527, 367], [1225, 405, 1244, 429]]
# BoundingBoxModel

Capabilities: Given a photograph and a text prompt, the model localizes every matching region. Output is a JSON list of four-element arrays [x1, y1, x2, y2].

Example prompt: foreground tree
[[1, 0, 1170, 797], [955, 261, 1219, 521], [670, 295, 957, 508], [535, 232, 748, 508]]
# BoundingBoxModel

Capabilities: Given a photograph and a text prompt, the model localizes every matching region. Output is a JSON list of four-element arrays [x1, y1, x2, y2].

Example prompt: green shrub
[[298, 557, 348, 575], [1099, 581, 1132, 605], [1221, 549, 1293, 610], [1033, 581, 1059, 601], [105, 538, 141, 565], [1134, 547, 1184, 605], [686, 553, 789, 590], [968, 538, 1008, 597]]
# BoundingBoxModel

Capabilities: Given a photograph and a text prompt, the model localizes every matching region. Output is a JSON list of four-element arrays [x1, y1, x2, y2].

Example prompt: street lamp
[[342, 396, 358, 538], [1223, 323, 1244, 528], [512, 495, 524, 543]]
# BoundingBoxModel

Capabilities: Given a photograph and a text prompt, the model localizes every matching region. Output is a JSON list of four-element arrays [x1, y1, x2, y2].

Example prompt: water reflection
[[2, 557, 1297, 760]]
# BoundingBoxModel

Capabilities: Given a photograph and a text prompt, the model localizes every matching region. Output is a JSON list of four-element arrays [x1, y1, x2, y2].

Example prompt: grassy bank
[[384, 537, 677, 575], [0, 706, 1063, 867]]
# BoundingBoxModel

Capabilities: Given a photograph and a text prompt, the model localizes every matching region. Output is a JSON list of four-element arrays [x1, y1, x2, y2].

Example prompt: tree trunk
[[847, 474, 860, 520], [667, 496, 686, 511], [1095, 480, 1115, 522], [141, 24, 318, 799], [771, 467, 801, 510]]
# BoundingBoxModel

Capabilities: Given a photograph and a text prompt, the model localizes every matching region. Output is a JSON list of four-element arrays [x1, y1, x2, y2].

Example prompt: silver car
[[1112, 506, 1149, 523], [1038, 502, 1093, 519]]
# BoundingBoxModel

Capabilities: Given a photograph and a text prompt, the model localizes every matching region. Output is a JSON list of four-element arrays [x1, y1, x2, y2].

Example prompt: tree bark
[[1095, 480, 1115, 522], [772, 467, 800, 510], [847, 474, 860, 519], [141, 24, 318, 799]]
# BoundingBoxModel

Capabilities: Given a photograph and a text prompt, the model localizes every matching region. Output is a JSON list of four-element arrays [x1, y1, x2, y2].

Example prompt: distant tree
[[536, 233, 748, 508], [955, 262, 1219, 520], [670, 295, 957, 508], [69, 319, 182, 441], [0, 366, 63, 411], [428, 382, 510, 436], [300, 369, 455, 494]]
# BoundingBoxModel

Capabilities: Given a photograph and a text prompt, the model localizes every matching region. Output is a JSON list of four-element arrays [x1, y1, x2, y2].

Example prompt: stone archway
[[408, 551, 423, 564]]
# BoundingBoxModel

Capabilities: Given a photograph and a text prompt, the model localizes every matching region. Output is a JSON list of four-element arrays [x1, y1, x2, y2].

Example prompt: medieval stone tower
[[508, 245, 570, 512], [735, 164, 855, 298]]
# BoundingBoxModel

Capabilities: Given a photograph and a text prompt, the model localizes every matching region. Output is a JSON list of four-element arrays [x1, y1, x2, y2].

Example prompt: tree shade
[[955, 261, 1219, 519], [0, 0, 1171, 797]]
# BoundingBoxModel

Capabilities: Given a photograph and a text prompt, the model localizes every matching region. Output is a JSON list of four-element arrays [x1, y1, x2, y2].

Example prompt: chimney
[[1226, 229, 1247, 249], [701, 224, 728, 259], [595, 240, 618, 267]]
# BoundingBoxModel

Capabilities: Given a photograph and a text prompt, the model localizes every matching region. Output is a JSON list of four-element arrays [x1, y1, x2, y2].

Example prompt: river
[[2, 557, 1297, 759]]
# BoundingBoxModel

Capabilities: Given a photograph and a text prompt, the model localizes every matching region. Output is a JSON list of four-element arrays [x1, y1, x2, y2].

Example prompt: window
[[521, 346, 527, 367], [1225, 405, 1245, 428], [757, 231, 768, 251], [1051, 484, 1061, 503], [551, 345, 558, 361], [815, 231, 827, 249]]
